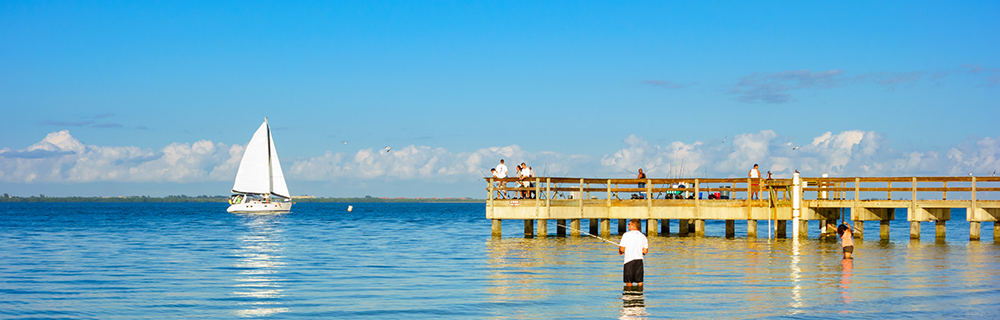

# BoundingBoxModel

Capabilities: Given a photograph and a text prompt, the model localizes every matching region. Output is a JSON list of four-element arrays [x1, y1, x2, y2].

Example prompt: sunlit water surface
[[1, 202, 998, 319]]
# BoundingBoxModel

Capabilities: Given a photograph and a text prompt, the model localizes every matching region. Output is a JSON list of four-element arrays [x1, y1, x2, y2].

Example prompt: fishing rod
[[556, 223, 619, 246]]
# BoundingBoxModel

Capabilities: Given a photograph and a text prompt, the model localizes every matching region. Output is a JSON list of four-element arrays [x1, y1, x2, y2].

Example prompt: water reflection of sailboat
[[620, 285, 647, 319], [232, 214, 288, 317]]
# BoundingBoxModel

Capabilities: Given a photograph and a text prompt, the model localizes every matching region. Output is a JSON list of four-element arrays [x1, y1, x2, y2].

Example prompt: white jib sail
[[232, 121, 273, 195], [268, 128, 290, 199]]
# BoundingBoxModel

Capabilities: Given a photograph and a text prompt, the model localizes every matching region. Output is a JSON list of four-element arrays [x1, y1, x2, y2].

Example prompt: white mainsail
[[232, 120, 290, 198]]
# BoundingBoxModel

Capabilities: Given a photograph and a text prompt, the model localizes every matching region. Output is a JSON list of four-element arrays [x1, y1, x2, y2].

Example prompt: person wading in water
[[618, 219, 649, 287]]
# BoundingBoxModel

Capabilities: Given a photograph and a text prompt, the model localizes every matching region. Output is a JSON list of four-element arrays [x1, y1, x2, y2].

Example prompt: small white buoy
[[347, 205, 353, 212]]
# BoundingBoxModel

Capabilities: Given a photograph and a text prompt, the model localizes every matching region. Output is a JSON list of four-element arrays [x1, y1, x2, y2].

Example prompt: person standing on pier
[[619, 219, 649, 287], [637, 168, 647, 199], [496, 159, 508, 199], [837, 223, 854, 259], [749, 164, 761, 200]]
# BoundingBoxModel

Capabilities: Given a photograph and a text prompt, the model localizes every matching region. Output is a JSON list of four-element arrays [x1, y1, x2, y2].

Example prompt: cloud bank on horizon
[[2, 130, 998, 189]]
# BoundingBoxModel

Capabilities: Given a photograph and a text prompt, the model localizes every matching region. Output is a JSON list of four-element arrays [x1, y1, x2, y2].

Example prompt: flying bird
[[721, 136, 727, 144], [792, 146, 799, 150], [383, 146, 392, 154], [341, 141, 349, 144]]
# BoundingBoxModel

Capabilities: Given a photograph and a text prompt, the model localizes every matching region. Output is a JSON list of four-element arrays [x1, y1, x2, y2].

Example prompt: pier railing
[[484, 175, 1000, 241]]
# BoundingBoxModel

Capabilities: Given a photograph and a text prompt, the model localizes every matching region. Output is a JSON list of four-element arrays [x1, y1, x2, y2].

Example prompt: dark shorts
[[623, 259, 644, 284], [843, 246, 854, 254]]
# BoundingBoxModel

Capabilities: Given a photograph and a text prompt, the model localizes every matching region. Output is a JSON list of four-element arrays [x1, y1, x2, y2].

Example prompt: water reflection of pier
[[231, 214, 288, 317], [486, 174, 1000, 241]]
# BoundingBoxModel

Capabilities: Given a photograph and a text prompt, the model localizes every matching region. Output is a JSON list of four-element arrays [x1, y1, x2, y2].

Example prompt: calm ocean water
[[1, 202, 998, 319]]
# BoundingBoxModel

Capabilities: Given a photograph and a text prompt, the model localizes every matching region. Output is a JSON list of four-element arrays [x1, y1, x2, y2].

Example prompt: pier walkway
[[485, 173, 1000, 241]]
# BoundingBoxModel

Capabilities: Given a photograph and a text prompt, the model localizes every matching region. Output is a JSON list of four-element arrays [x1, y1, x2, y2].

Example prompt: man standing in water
[[837, 223, 854, 259], [618, 219, 649, 287]]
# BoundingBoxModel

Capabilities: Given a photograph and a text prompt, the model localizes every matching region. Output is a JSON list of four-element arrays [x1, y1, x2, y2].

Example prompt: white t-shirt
[[749, 168, 760, 178], [619, 230, 648, 264], [496, 163, 508, 178]]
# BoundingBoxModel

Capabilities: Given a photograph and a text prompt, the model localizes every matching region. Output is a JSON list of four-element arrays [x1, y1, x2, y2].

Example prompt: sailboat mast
[[266, 118, 273, 198]]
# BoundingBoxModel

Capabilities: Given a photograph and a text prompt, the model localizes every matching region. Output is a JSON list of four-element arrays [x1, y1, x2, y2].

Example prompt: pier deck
[[485, 174, 1000, 241]]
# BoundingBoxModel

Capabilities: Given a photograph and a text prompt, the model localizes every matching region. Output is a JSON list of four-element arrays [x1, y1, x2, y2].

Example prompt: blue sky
[[1, 1, 998, 197]]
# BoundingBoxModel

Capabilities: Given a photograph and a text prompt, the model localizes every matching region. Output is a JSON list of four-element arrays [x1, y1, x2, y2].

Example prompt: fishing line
[[556, 223, 619, 246]]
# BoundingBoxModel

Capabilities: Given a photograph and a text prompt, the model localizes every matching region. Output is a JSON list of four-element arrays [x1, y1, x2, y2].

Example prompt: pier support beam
[[589, 219, 599, 235], [538, 219, 548, 237], [688, 220, 695, 233], [854, 221, 864, 239], [492, 219, 502, 237], [557, 219, 566, 236], [600, 219, 611, 237], [725, 220, 735, 238], [524, 219, 534, 237], [776, 220, 787, 238], [935, 221, 946, 240], [970, 221, 980, 241], [880, 220, 890, 240], [661, 219, 670, 235], [570, 219, 581, 237], [618, 219, 627, 234], [797, 220, 808, 239], [679, 219, 689, 236], [747, 220, 758, 238], [694, 220, 705, 237], [910, 221, 920, 239], [647, 219, 658, 236]]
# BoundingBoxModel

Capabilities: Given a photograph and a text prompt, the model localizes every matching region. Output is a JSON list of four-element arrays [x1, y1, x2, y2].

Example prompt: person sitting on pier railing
[[491, 168, 507, 199]]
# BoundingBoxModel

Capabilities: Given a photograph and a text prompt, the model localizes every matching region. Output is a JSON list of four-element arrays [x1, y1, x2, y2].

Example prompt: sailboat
[[227, 118, 292, 213]]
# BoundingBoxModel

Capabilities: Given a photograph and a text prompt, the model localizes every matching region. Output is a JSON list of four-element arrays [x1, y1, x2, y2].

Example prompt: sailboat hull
[[227, 201, 292, 213]]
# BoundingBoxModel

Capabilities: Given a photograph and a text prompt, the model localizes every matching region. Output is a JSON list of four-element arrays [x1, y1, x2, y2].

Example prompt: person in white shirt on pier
[[495, 159, 508, 199]]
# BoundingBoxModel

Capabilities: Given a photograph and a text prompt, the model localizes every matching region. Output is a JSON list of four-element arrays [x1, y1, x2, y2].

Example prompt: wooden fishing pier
[[485, 174, 1000, 241]]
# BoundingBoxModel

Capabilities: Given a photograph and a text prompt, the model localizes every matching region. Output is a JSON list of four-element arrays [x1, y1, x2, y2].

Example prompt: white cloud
[[0, 130, 242, 183], [2, 130, 999, 186]]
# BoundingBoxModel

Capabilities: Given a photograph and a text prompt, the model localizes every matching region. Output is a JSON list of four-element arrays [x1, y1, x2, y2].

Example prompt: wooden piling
[[880, 220, 890, 240], [492, 219, 501, 237], [797, 220, 808, 239], [538, 219, 548, 237], [557, 219, 566, 235], [776, 220, 787, 238], [661, 219, 670, 235], [524, 219, 534, 237], [618, 219, 627, 234], [647, 219, 658, 236], [679, 219, 689, 236], [600, 219, 610, 237], [995, 222, 1000, 242], [855, 220, 864, 239], [910, 221, 920, 239], [935, 220, 946, 239], [747, 220, 757, 238], [570, 219, 581, 237], [725, 220, 735, 238], [970, 221, 980, 241], [589, 219, 598, 235], [694, 220, 705, 237]]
